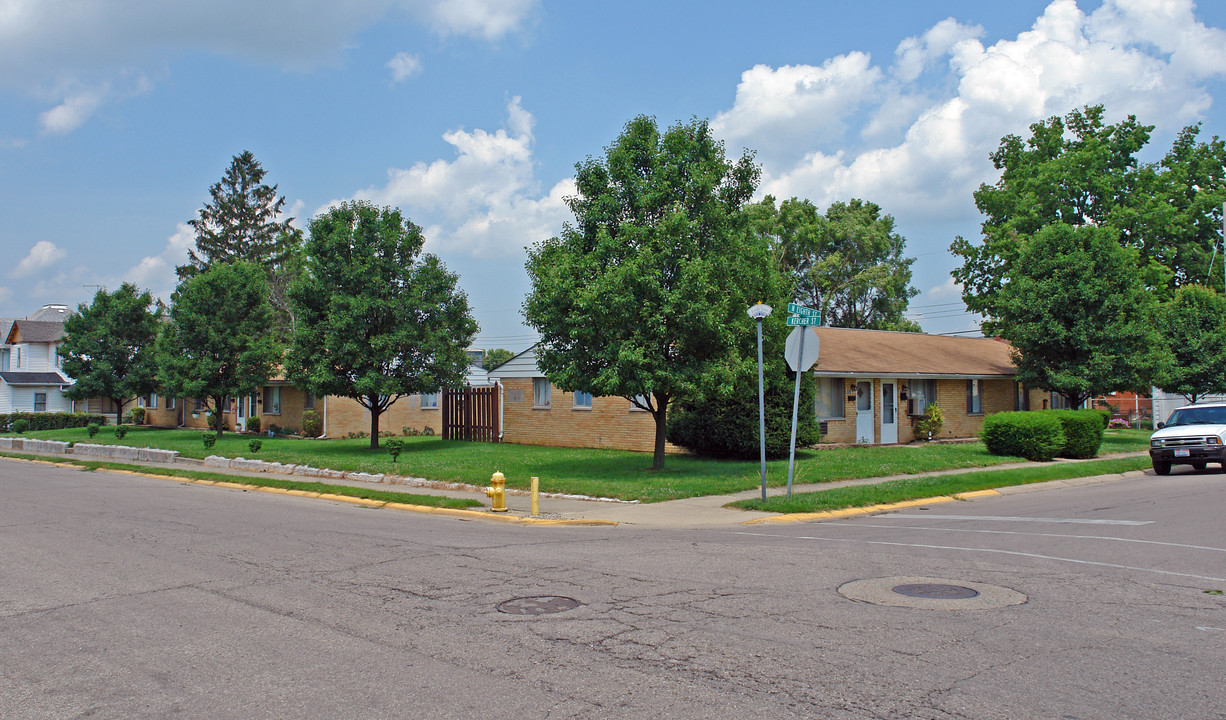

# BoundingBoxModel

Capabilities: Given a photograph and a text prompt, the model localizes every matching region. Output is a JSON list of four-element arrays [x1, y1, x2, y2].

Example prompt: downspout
[[498, 381, 504, 441], [321, 395, 328, 438]]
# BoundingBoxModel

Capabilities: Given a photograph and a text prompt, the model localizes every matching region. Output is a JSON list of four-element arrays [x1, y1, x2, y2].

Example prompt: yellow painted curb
[[741, 486, 1005, 525], [953, 489, 1001, 500], [742, 495, 957, 524]]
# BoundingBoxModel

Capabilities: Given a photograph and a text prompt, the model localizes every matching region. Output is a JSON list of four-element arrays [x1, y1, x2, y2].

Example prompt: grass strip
[[0, 451, 484, 510], [730, 456, 1153, 514]]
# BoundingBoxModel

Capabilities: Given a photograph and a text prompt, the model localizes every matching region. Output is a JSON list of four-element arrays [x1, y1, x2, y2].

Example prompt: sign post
[[783, 305, 821, 499], [747, 302, 773, 501]]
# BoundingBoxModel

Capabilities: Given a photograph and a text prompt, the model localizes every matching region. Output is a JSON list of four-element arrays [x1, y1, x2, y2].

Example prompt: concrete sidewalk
[[1, 444, 1151, 529]]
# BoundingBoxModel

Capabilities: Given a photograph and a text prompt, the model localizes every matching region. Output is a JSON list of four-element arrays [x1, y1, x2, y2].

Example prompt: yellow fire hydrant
[[485, 471, 508, 512]]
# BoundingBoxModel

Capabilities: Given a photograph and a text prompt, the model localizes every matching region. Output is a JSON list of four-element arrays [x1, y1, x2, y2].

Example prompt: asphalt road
[[1, 458, 1223, 719]]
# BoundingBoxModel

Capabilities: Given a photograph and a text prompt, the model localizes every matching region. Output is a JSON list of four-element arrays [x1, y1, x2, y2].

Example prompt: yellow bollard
[[530, 476, 539, 517], [485, 471, 508, 512]]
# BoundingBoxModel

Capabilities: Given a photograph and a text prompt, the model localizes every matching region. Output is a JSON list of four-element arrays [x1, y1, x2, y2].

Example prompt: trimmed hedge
[[981, 411, 1065, 461], [981, 409, 1105, 461], [1050, 409, 1105, 459], [0, 412, 108, 433]]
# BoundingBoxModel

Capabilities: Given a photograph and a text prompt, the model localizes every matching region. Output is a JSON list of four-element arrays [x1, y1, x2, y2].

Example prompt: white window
[[421, 391, 439, 409], [629, 394, 650, 412], [264, 386, 282, 414], [166, 396, 176, 410], [814, 377, 845, 419], [573, 390, 593, 409], [34, 392, 47, 412], [533, 378, 551, 407], [14, 346, 21, 369], [909, 379, 938, 416], [304, 392, 315, 410], [148, 393, 158, 409]]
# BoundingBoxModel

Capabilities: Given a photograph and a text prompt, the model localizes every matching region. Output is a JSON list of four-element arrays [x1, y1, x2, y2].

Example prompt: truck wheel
[[1153, 461, 1171, 476]]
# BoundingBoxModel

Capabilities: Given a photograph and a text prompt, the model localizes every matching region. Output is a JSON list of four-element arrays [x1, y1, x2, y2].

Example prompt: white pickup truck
[[1148, 402, 1226, 475]]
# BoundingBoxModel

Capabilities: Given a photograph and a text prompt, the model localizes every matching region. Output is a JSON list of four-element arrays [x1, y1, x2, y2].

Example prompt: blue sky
[[3, 0, 1226, 349]]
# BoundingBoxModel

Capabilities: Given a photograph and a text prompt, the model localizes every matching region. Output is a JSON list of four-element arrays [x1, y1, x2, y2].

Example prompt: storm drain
[[496, 596, 582, 615], [839, 576, 1026, 610]]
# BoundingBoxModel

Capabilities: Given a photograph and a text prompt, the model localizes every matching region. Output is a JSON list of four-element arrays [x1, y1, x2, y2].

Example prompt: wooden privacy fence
[[442, 385, 501, 442]]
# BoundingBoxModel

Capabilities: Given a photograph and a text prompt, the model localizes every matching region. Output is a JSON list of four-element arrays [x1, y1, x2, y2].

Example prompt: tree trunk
[[369, 394, 380, 449], [215, 396, 226, 439], [112, 397, 127, 426], [650, 396, 669, 470]]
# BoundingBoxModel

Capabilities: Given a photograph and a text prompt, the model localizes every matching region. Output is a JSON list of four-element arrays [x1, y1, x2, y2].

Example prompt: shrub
[[202, 432, 216, 450], [246, 416, 261, 434], [386, 438, 405, 464], [402, 426, 420, 436], [114, 425, 129, 440], [126, 407, 145, 425], [248, 438, 262, 454], [0, 412, 107, 432], [1108, 417, 1130, 429], [1091, 407, 1111, 429], [12, 418, 29, 434], [302, 410, 322, 437], [914, 404, 945, 441], [267, 423, 282, 435], [422, 426, 435, 437], [981, 411, 1065, 461], [669, 373, 820, 460], [1050, 409, 1105, 459], [86, 423, 100, 439]]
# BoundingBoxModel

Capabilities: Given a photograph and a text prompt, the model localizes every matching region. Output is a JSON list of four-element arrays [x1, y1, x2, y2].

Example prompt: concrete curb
[[740, 491, 1002, 524], [2, 453, 617, 527]]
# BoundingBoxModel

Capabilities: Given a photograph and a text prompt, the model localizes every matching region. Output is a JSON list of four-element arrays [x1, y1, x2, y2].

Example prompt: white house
[[0, 310, 73, 415]]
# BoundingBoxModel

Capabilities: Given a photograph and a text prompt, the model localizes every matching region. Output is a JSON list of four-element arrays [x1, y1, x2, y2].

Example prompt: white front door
[[880, 381, 898, 444], [235, 395, 247, 432], [855, 380, 874, 444]]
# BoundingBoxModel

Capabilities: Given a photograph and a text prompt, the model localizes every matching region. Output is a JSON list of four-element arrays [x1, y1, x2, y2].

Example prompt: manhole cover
[[892, 583, 980, 600], [838, 576, 1027, 609], [496, 596, 582, 615]]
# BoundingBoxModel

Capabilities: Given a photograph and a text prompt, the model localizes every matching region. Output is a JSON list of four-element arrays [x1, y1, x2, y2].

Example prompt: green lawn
[[17, 426, 1152, 503], [731, 456, 1154, 513]]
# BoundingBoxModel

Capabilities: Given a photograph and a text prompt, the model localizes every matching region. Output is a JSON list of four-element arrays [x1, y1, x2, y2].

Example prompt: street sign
[[786, 316, 822, 326], [787, 303, 819, 318], [784, 326, 820, 372]]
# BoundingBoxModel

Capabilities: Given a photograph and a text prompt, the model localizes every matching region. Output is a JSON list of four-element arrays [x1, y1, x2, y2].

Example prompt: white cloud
[[119, 223, 195, 303], [339, 97, 571, 258], [752, 0, 1226, 224], [712, 53, 883, 162], [11, 240, 67, 277], [0, 0, 538, 133], [417, 0, 538, 39], [387, 51, 422, 82], [39, 86, 106, 134], [925, 277, 962, 301]]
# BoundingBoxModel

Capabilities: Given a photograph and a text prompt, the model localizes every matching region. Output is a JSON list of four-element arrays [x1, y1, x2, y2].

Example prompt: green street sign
[[786, 316, 821, 326], [787, 303, 819, 318]]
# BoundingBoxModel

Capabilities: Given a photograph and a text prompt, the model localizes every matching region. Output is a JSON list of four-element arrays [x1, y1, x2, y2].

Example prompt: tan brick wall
[[818, 377, 1028, 444], [499, 378, 675, 453], [324, 394, 444, 438]]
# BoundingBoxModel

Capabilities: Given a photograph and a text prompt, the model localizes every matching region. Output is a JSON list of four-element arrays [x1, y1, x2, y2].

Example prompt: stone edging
[[0, 436, 635, 504]]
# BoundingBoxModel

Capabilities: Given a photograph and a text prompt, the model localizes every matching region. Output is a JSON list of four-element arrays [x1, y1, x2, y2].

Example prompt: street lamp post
[[748, 302, 772, 501]]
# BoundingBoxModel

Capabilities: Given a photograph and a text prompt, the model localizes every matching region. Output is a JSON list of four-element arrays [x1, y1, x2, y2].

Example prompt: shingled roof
[[5, 320, 66, 344], [808, 326, 1017, 378]]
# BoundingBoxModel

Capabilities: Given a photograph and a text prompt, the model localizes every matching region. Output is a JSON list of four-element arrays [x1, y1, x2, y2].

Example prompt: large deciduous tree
[[158, 262, 280, 438], [752, 196, 919, 330], [952, 105, 1226, 318], [178, 151, 304, 338], [524, 115, 761, 470], [1154, 284, 1226, 403], [987, 223, 1164, 408], [60, 283, 162, 424], [287, 201, 477, 449]]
